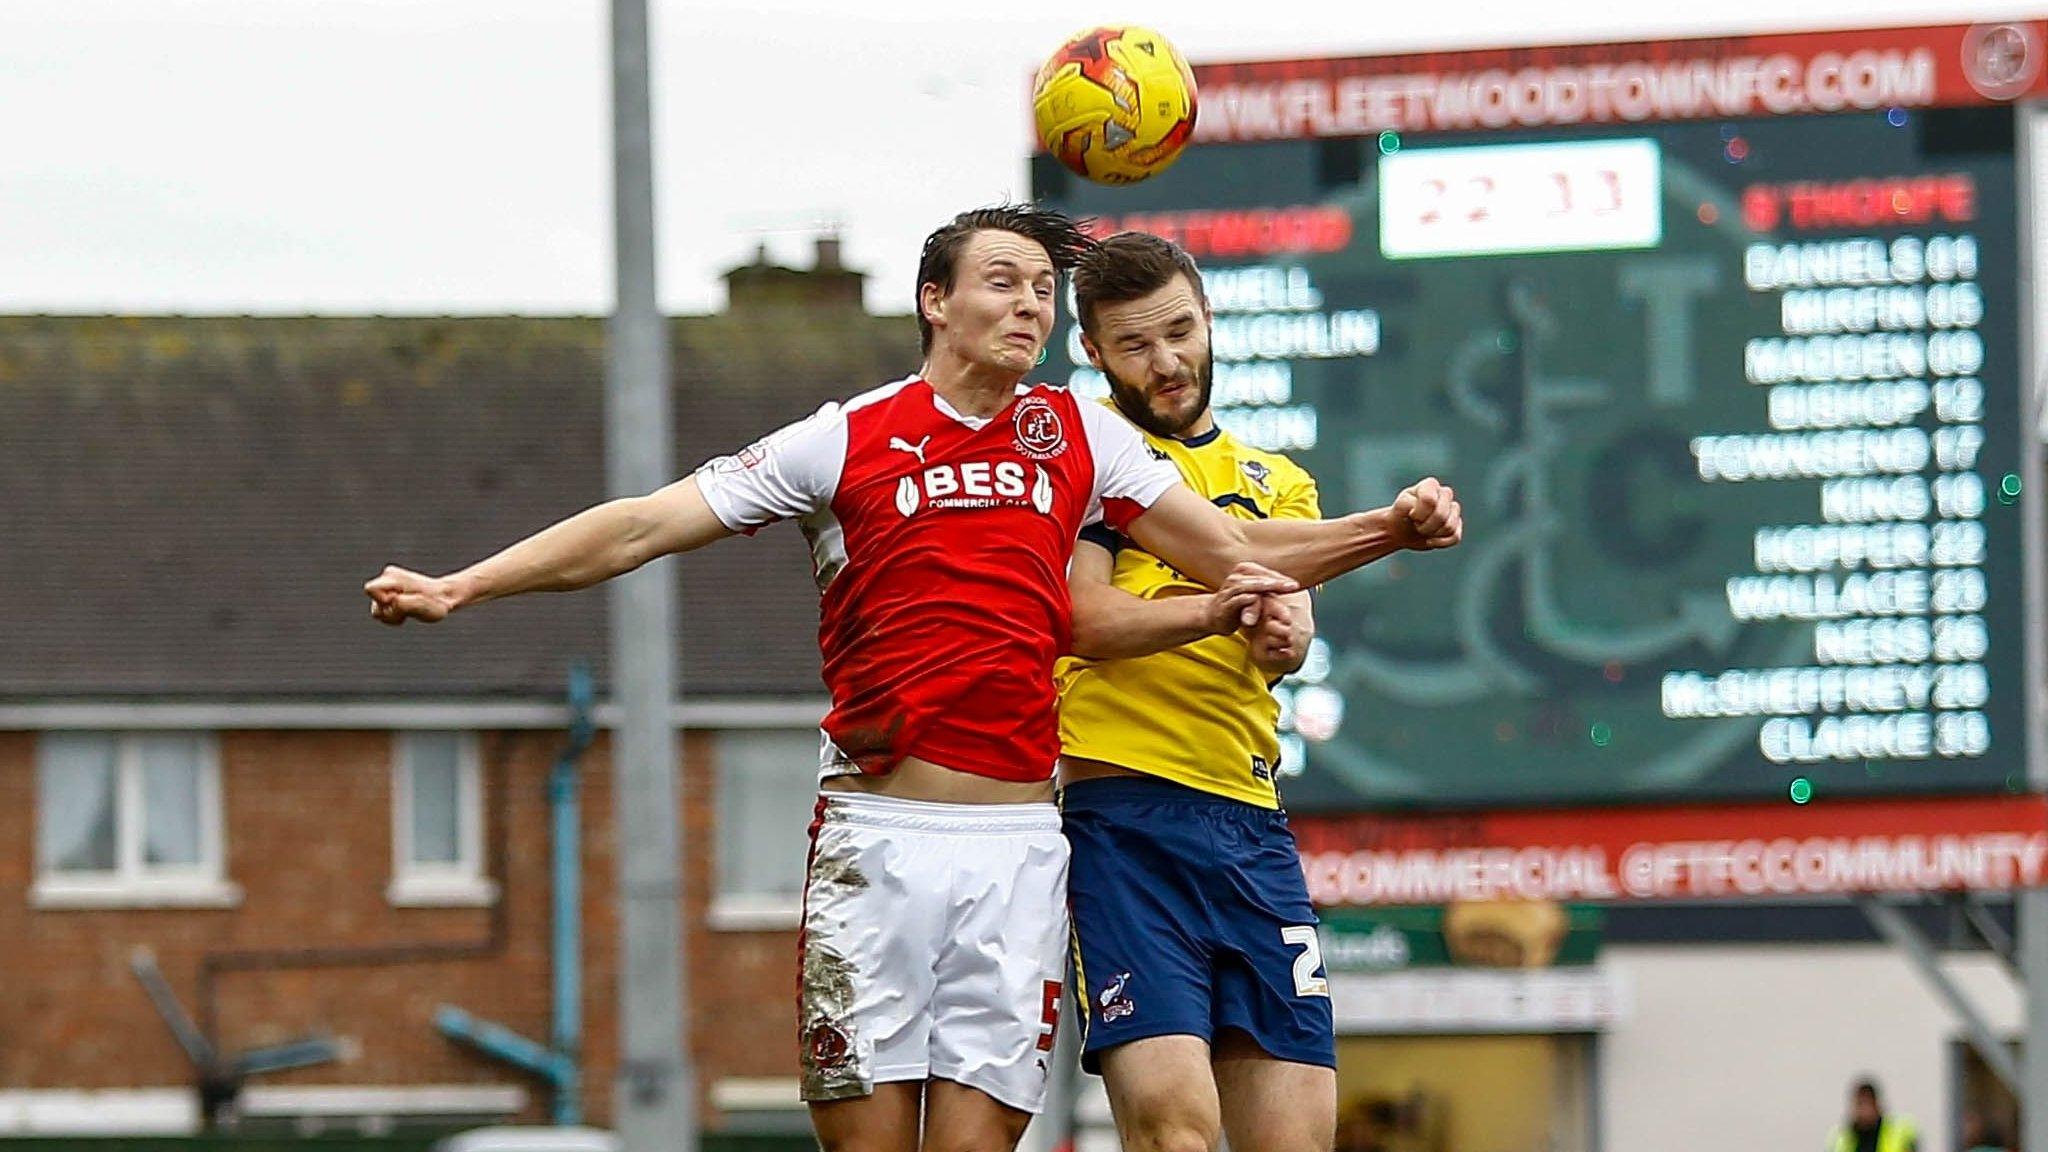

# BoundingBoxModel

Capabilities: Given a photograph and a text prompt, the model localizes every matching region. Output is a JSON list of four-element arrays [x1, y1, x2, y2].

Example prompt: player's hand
[[1242, 594, 1301, 669], [365, 565, 460, 626], [1392, 477, 1463, 551], [1202, 562, 1299, 635]]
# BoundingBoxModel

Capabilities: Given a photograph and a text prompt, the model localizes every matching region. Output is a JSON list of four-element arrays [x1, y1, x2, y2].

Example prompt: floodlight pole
[[607, 1, 695, 1149]]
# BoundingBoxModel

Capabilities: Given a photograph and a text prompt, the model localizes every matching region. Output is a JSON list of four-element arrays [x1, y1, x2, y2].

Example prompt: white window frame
[[32, 731, 239, 909], [710, 892, 805, 932], [708, 727, 820, 931], [388, 730, 497, 907]]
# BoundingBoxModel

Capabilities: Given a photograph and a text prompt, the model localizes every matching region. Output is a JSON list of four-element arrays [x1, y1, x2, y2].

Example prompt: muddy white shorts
[[796, 791, 1069, 1114]]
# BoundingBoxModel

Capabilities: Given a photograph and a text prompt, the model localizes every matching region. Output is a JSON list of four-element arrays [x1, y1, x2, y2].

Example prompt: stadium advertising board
[[1295, 792, 2048, 906], [1039, 22, 2044, 813]]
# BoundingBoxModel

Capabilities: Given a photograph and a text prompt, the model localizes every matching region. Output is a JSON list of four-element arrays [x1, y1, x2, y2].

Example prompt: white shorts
[[797, 791, 1069, 1114]]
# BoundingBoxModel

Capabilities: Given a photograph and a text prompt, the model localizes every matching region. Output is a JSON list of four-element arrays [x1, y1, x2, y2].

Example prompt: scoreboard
[[1036, 22, 2046, 810]]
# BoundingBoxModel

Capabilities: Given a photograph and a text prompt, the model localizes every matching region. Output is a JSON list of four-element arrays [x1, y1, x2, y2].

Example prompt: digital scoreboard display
[[1036, 23, 2043, 809]]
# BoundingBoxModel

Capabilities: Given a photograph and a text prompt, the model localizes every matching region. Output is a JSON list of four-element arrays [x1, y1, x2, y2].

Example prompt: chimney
[[721, 231, 866, 313]]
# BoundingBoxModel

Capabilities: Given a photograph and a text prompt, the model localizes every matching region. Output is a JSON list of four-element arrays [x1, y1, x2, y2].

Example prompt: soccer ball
[[1033, 25, 1198, 185]]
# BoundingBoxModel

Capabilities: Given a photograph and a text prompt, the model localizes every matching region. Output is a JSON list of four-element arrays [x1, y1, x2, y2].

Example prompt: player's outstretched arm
[[1122, 477, 1463, 590], [365, 475, 734, 625], [1067, 541, 1296, 660]]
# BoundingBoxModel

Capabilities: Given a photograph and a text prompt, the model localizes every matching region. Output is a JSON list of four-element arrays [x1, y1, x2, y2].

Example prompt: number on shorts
[[1281, 925, 1330, 997], [1038, 979, 1063, 1052]]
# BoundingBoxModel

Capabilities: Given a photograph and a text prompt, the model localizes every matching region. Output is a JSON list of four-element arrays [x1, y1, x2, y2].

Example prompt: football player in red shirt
[[366, 205, 1459, 1152]]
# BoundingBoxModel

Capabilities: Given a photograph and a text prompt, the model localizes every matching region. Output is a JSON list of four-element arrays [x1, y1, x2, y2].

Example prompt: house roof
[[1, 285, 919, 700]]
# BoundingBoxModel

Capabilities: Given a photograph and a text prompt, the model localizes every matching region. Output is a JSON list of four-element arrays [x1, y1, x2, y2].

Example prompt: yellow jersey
[[1055, 415, 1320, 809]]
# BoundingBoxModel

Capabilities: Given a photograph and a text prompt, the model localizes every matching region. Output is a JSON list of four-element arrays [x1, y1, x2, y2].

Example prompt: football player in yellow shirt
[[1058, 233, 1462, 1152]]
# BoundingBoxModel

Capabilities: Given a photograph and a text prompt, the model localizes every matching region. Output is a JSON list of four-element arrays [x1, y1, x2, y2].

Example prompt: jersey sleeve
[[693, 402, 846, 531], [1269, 458, 1322, 522], [1076, 401, 1181, 532], [1076, 522, 1125, 555]]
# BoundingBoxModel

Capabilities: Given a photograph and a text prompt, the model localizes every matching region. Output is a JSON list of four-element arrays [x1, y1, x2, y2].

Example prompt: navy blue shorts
[[1063, 776, 1336, 1072]]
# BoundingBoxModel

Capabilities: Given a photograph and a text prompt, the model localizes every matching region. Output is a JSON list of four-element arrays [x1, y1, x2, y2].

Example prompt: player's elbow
[[1205, 528, 1263, 586], [608, 495, 670, 572], [1216, 516, 1255, 559], [1067, 610, 1116, 660], [1066, 585, 1131, 659]]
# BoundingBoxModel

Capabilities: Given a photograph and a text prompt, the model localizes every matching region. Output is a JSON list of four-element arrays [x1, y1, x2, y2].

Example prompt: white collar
[[927, 379, 1033, 430]]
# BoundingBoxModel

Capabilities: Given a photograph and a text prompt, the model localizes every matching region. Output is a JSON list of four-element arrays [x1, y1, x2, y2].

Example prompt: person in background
[[1828, 1077, 1917, 1152]]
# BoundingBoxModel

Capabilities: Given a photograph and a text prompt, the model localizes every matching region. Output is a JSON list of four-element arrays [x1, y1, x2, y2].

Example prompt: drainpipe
[[550, 663, 595, 1121], [438, 663, 594, 1124]]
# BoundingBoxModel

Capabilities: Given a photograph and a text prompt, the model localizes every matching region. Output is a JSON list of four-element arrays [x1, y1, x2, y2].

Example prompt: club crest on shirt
[[1097, 972, 1136, 1022], [1013, 396, 1068, 460], [1241, 459, 1272, 493], [806, 1019, 853, 1068]]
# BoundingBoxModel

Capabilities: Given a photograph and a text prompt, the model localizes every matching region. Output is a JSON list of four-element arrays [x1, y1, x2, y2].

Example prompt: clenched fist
[[1241, 593, 1304, 670], [364, 566, 460, 626], [1392, 477, 1462, 551]]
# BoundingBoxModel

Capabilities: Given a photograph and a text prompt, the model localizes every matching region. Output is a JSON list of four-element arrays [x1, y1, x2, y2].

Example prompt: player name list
[[1662, 230, 1991, 769]]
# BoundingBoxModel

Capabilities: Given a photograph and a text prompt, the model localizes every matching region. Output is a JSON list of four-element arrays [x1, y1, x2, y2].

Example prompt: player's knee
[[920, 1111, 1031, 1152], [1117, 1114, 1222, 1152], [816, 1125, 923, 1152], [815, 1115, 929, 1152], [1121, 1123, 1219, 1152], [813, 1127, 893, 1152], [1108, 1065, 1223, 1152], [810, 1096, 920, 1152]]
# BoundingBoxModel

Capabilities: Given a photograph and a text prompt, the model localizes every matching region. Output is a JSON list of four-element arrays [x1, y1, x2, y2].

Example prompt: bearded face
[[1103, 337, 1214, 438], [1083, 273, 1215, 439]]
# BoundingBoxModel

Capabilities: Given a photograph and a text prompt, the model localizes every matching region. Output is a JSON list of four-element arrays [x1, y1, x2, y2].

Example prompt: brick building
[[0, 243, 910, 1139]]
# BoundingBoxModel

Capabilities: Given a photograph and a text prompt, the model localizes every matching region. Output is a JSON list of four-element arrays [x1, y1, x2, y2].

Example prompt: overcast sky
[[3, 0, 2037, 316]]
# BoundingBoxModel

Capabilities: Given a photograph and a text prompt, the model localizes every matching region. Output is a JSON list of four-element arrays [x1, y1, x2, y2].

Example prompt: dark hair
[[1072, 231, 1207, 335], [1853, 1078, 1882, 1101], [914, 204, 1095, 353]]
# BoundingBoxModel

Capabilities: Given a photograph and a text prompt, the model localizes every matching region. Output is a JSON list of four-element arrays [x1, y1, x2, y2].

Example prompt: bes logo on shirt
[[1013, 397, 1068, 460], [895, 461, 1054, 517]]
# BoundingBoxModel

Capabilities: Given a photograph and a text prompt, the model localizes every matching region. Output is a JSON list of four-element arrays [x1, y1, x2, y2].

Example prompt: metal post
[[2024, 887, 2048, 1149], [2017, 99, 2047, 1152], [607, 1, 694, 1148], [1858, 896, 2021, 1094], [1958, 895, 2018, 975]]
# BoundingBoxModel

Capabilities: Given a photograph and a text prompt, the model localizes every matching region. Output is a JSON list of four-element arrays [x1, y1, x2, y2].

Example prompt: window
[[712, 728, 822, 930], [389, 731, 495, 907], [34, 732, 235, 908]]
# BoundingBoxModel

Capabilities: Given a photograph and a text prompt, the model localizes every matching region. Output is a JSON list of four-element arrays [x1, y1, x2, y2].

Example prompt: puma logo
[[889, 435, 931, 465]]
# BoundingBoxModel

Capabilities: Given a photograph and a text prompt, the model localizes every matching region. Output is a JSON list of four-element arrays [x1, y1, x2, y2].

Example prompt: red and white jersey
[[696, 376, 1179, 783]]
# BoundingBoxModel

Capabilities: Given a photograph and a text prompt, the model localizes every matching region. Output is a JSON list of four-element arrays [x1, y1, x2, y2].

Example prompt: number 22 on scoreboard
[[1414, 167, 1624, 226], [1380, 137, 1662, 259]]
